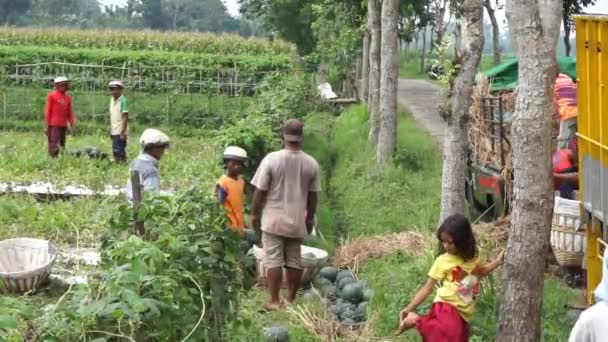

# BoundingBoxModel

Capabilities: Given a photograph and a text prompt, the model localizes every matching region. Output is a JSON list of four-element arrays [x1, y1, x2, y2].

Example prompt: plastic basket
[[0, 238, 58, 293], [253, 245, 329, 288]]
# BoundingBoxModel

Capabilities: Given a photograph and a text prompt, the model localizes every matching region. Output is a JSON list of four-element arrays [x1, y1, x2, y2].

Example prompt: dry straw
[[332, 232, 424, 271], [468, 74, 515, 209]]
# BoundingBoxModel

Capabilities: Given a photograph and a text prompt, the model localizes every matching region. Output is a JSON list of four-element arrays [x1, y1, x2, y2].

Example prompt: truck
[[576, 14, 608, 305], [465, 58, 577, 220]]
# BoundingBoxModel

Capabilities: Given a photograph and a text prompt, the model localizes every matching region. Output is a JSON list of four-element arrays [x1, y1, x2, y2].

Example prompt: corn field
[[0, 27, 296, 56]]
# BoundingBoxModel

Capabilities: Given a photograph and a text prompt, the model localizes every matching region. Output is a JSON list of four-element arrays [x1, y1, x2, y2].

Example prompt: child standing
[[216, 146, 248, 236], [397, 214, 504, 341]]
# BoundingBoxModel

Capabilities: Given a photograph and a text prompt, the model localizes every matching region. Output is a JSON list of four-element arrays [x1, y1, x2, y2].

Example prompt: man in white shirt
[[251, 119, 321, 310], [569, 248, 608, 342], [109, 80, 130, 162], [126, 129, 170, 202]]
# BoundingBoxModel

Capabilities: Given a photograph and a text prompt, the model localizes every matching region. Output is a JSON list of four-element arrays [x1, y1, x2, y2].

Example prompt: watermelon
[[336, 270, 354, 282], [341, 309, 357, 320], [319, 266, 338, 282], [239, 240, 252, 254], [314, 277, 332, 288], [263, 326, 289, 342], [341, 282, 364, 304], [342, 318, 356, 325], [356, 302, 368, 321], [363, 288, 374, 302], [337, 277, 355, 290], [322, 285, 337, 298]]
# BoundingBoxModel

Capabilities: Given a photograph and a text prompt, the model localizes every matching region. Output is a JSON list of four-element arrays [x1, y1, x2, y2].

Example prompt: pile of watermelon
[[315, 266, 373, 325]]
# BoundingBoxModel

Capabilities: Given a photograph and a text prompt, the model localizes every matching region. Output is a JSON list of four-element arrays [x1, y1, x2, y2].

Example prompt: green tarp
[[482, 56, 577, 91]]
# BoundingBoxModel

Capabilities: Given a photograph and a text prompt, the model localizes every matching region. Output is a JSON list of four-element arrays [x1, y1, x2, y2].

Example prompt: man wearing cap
[[109, 80, 130, 162], [251, 119, 321, 310], [45, 76, 75, 158], [126, 128, 170, 202]]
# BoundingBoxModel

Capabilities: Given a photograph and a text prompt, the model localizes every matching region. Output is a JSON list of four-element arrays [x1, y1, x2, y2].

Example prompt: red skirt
[[415, 302, 470, 342]]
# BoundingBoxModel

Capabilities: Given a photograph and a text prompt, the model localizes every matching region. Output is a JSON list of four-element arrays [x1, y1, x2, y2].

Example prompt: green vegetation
[[1, 87, 253, 129], [0, 46, 293, 76], [0, 131, 220, 189], [399, 52, 427, 79], [331, 105, 442, 237], [0, 27, 294, 56]]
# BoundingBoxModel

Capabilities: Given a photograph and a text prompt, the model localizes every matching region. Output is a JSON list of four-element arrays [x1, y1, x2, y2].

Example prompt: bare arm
[[121, 113, 129, 137], [306, 191, 318, 234], [474, 250, 505, 278], [251, 188, 267, 233], [400, 278, 437, 320]]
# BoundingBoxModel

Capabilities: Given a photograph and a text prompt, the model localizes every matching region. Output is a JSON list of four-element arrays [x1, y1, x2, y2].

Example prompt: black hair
[[437, 214, 478, 261]]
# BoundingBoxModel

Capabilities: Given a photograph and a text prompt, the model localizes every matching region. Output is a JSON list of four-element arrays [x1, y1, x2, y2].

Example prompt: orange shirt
[[217, 175, 245, 232]]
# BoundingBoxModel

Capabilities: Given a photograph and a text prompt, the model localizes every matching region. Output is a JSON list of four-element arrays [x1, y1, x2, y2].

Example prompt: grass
[[399, 51, 427, 79], [331, 105, 442, 237], [0, 130, 221, 189]]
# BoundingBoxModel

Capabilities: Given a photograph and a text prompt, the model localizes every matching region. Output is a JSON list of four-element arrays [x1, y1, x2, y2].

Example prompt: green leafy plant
[[39, 187, 252, 341]]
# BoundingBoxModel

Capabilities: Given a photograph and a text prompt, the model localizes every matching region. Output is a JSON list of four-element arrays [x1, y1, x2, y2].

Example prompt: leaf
[[0, 314, 18, 330]]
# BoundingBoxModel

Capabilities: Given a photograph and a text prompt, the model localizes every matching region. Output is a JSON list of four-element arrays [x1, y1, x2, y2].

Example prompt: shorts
[[111, 135, 127, 161], [47, 126, 67, 158], [416, 302, 469, 342], [262, 232, 303, 270]]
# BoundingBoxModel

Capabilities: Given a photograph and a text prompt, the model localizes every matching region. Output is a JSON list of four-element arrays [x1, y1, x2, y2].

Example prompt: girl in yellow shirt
[[396, 214, 504, 341]]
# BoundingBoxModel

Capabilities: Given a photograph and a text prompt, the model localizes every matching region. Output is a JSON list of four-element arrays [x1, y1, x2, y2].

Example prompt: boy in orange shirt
[[216, 146, 248, 236]]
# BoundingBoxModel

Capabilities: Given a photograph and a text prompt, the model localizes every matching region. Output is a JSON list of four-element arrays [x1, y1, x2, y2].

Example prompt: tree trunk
[[376, 0, 400, 165], [439, 0, 484, 222], [367, 0, 382, 145], [361, 32, 370, 102], [433, 0, 448, 49], [497, 0, 562, 340], [484, 0, 502, 65], [421, 25, 428, 73], [563, 14, 572, 57]]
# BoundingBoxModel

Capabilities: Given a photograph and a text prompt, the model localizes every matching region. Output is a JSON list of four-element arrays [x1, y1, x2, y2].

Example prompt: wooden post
[[130, 170, 145, 236]]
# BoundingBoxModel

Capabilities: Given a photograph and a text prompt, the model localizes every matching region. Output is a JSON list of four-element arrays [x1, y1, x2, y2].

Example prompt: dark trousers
[[111, 135, 127, 161], [47, 126, 67, 158]]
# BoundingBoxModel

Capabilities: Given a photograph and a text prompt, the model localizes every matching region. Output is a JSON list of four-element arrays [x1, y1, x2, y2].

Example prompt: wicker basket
[[0, 238, 58, 293], [550, 212, 585, 267], [253, 245, 329, 288]]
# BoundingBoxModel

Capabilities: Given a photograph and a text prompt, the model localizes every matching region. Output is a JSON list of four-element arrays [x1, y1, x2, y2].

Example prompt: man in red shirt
[[45, 77, 75, 158]]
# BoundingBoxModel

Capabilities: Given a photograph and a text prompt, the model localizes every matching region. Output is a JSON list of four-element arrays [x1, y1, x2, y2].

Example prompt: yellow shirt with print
[[428, 253, 481, 322]]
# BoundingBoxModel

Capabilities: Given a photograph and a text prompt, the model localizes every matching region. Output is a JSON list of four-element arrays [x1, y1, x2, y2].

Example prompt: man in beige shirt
[[251, 119, 321, 310]]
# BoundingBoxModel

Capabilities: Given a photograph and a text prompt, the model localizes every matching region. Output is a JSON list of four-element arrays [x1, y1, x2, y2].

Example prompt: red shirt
[[45, 90, 74, 127]]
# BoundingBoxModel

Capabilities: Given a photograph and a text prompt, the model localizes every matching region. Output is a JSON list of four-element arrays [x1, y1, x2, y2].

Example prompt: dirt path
[[397, 79, 445, 147]]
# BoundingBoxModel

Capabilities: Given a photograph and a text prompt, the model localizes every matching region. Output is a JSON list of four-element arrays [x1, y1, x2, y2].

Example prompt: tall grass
[[331, 105, 442, 237]]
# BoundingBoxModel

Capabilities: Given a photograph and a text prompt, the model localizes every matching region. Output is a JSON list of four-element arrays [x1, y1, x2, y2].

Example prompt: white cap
[[140, 129, 170, 148], [109, 80, 124, 88], [54, 76, 69, 84], [223, 146, 247, 160]]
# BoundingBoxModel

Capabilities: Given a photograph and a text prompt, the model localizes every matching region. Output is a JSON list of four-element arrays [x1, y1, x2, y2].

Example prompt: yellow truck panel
[[575, 14, 608, 304]]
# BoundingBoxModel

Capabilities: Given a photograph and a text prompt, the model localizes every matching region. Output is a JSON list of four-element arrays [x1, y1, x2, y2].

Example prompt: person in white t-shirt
[[569, 248, 608, 342], [251, 119, 321, 311]]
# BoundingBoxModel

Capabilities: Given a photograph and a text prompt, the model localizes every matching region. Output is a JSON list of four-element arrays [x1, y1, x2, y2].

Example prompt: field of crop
[[0, 27, 296, 56]]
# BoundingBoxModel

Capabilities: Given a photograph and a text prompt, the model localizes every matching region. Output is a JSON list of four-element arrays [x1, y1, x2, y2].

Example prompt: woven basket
[[550, 212, 585, 267], [0, 238, 58, 293]]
